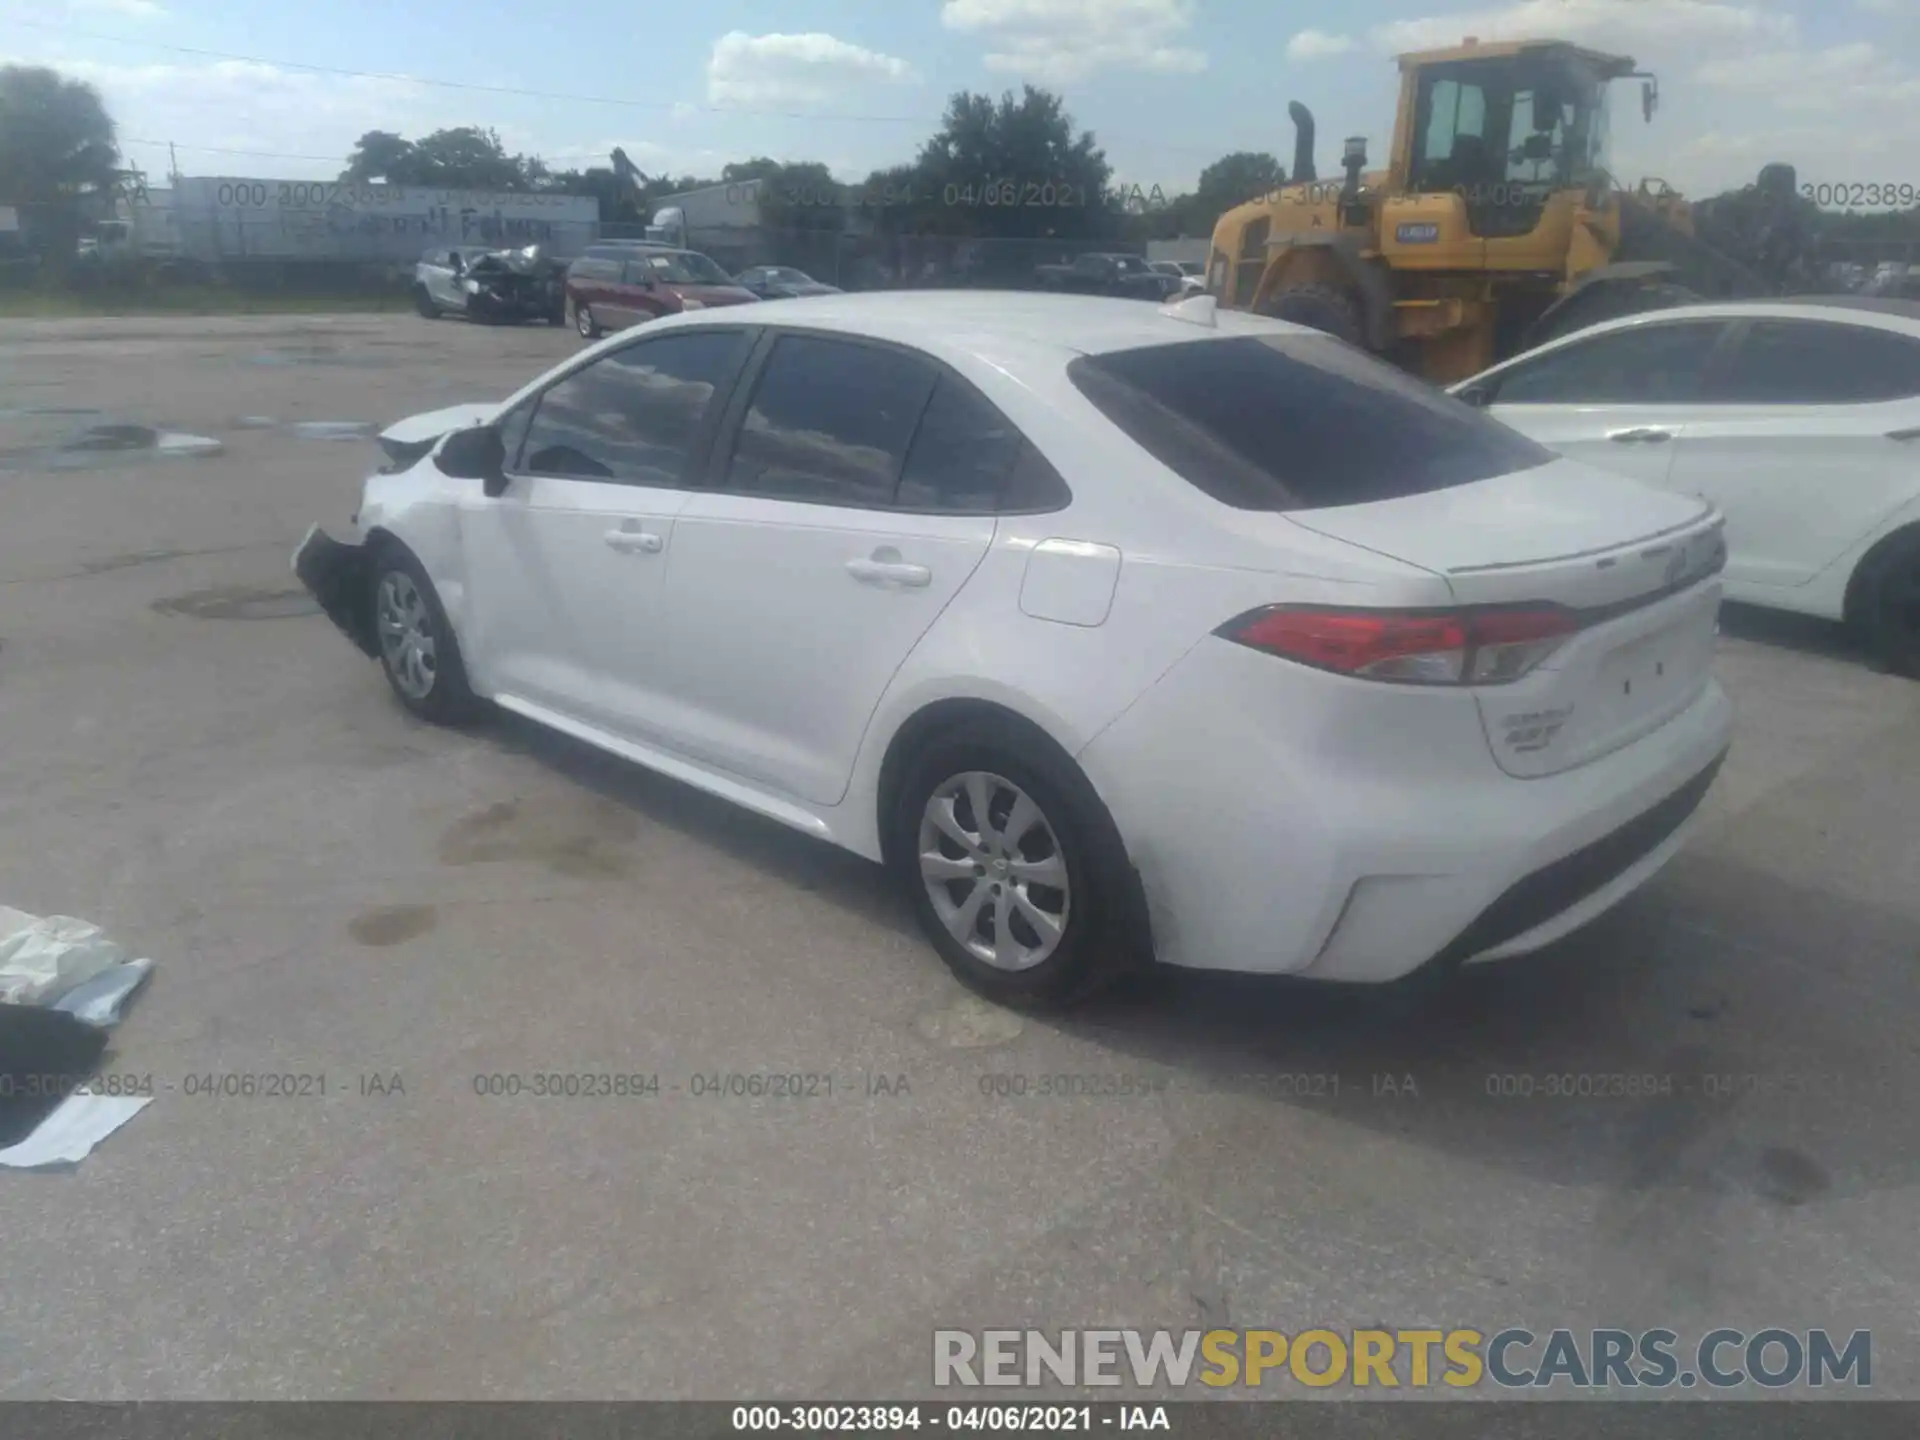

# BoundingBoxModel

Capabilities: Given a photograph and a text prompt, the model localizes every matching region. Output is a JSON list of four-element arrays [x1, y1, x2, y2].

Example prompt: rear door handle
[[845, 555, 931, 587], [604, 528, 663, 554], [1607, 427, 1674, 444]]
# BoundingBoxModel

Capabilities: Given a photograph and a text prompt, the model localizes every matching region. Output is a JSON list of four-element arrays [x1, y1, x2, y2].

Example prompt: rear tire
[[574, 301, 601, 339], [368, 544, 480, 725], [1258, 282, 1364, 346], [1852, 528, 1920, 678], [413, 285, 439, 319], [889, 720, 1146, 1010]]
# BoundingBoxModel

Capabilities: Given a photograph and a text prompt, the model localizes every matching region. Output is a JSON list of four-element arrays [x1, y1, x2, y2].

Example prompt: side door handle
[[845, 551, 931, 587], [1607, 427, 1675, 444], [604, 528, 663, 554], [1886, 426, 1920, 442]]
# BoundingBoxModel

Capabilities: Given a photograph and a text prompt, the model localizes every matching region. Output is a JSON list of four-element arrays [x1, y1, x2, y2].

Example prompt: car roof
[[1460, 296, 1920, 385], [648, 290, 1310, 372]]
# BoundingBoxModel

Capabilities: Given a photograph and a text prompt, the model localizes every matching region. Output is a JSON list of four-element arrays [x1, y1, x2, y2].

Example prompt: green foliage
[[340, 127, 540, 190], [0, 65, 120, 263]]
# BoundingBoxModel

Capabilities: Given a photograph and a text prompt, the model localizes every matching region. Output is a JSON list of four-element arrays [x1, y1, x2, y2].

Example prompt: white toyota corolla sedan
[[296, 292, 1732, 1008]]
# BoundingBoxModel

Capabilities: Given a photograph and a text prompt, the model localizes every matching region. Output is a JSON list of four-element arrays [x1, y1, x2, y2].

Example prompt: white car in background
[[1453, 298, 1920, 675], [296, 293, 1731, 1008]]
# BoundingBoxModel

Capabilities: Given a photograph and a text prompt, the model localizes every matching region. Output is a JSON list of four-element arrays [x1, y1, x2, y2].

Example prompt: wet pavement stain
[[348, 904, 439, 947], [152, 586, 320, 620], [1752, 1145, 1832, 1206], [437, 795, 638, 877], [913, 992, 1026, 1049]]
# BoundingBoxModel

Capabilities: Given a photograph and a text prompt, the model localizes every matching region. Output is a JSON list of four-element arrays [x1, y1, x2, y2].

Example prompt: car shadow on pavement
[[480, 707, 1916, 1211], [486, 708, 919, 940], [1051, 849, 1920, 1207], [1719, 601, 1873, 666]]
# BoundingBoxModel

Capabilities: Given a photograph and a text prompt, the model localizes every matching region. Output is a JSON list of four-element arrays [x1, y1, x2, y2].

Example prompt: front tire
[[370, 546, 479, 724], [574, 301, 601, 339], [890, 722, 1144, 1009], [1854, 528, 1920, 678], [413, 285, 439, 319]]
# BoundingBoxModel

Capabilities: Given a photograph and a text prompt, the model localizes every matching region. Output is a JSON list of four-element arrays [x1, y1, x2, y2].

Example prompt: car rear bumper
[[1076, 637, 1733, 981], [292, 523, 378, 658]]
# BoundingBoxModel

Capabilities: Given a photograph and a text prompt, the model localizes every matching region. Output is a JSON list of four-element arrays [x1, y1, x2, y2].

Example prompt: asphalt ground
[[0, 314, 1916, 1402]]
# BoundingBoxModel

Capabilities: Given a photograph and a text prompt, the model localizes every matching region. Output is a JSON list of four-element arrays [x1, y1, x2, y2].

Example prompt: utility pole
[[168, 142, 181, 186]]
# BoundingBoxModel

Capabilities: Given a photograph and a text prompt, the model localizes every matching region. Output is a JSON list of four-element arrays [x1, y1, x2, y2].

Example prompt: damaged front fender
[[292, 523, 378, 659]]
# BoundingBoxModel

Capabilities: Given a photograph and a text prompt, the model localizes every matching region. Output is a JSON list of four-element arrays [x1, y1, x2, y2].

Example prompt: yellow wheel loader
[[1207, 37, 1775, 384]]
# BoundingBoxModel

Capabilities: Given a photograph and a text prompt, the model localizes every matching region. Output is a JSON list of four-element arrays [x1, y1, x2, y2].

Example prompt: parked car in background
[[294, 293, 1730, 1009], [1452, 298, 1920, 676], [1149, 259, 1206, 297], [734, 266, 842, 300], [414, 246, 504, 318], [565, 247, 758, 338], [1035, 253, 1182, 301]]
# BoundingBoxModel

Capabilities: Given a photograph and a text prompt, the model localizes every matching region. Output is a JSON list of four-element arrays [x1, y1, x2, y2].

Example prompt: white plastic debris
[[155, 432, 224, 458], [0, 1092, 152, 1171], [289, 421, 374, 441], [52, 957, 156, 1027], [0, 907, 126, 1006]]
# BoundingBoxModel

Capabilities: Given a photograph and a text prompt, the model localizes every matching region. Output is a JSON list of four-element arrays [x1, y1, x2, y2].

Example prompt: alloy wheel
[[917, 770, 1071, 971], [376, 570, 437, 701]]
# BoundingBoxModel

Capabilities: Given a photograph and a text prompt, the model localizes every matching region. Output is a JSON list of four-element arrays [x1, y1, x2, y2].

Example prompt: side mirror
[[1456, 383, 1492, 408], [438, 424, 507, 495]]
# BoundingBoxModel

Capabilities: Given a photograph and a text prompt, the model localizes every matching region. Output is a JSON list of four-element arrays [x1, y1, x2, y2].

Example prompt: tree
[[910, 86, 1115, 246], [341, 130, 415, 184], [0, 65, 121, 266], [340, 126, 540, 190]]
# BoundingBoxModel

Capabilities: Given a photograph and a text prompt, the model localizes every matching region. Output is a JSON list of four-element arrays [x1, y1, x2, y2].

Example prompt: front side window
[[722, 336, 937, 507], [1710, 320, 1920, 404], [1069, 333, 1552, 511], [1491, 322, 1728, 405], [518, 330, 752, 485]]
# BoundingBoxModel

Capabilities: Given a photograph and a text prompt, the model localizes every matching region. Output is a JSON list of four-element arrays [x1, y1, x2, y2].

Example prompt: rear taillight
[[1219, 604, 1579, 685]]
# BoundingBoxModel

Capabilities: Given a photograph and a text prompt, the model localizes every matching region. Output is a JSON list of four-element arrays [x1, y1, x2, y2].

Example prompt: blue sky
[[3, 0, 1917, 203]]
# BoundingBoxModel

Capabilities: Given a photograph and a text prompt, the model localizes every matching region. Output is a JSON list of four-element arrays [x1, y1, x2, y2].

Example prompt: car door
[[456, 327, 758, 733], [1669, 316, 1920, 590], [423, 251, 459, 309], [1475, 318, 1737, 489], [650, 332, 999, 805]]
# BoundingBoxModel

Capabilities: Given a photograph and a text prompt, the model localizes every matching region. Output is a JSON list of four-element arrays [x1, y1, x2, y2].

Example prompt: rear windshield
[[1067, 334, 1553, 511]]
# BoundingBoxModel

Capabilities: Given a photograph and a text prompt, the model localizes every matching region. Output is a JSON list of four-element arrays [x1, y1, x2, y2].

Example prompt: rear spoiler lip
[[1444, 504, 1722, 576]]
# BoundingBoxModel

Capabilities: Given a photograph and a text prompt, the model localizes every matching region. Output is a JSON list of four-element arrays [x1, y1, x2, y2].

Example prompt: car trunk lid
[[1286, 460, 1727, 777]]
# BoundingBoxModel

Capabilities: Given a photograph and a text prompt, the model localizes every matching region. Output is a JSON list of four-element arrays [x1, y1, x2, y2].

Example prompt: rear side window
[[1491, 321, 1728, 404], [1068, 334, 1552, 511], [897, 376, 1022, 512], [722, 336, 937, 507], [1710, 320, 1920, 404]]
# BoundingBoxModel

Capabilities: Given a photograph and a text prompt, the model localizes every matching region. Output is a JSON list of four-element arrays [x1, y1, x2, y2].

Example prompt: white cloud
[[68, 0, 167, 18], [941, 0, 1207, 83], [1286, 30, 1356, 62], [1371, 0, 1795, 54], [705, 31, 919, 108]]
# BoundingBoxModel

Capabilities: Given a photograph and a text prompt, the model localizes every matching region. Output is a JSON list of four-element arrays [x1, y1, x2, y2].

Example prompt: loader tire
[[1259, 283, 1364, 346]]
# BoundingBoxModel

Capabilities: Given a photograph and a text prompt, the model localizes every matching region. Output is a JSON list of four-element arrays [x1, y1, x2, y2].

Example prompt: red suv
[[565, 244, 759, 338]]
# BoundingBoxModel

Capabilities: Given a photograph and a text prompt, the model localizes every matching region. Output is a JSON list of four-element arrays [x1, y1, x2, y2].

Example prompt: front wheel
[[370, 548, 480, 724], [891, 723, 1145, 1009], [574, 301, 601, 339], [413, 285, 439, 319]]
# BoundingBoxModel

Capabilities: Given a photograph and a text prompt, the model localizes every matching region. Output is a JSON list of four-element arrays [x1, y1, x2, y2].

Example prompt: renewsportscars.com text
[[933, 1327, 1871, 1390]]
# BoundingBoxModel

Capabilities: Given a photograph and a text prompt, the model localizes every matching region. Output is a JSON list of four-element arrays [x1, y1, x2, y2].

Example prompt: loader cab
[[1399, 42, 1630, 240]]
